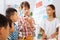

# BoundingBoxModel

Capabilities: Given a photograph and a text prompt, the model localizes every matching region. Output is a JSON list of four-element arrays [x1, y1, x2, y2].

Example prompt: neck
[[48, 15, 55, 21], [48, 15, 54, 19]]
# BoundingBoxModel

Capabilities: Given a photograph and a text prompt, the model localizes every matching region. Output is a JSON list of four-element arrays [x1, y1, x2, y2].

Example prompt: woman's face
[[46, 6, 55, 17]]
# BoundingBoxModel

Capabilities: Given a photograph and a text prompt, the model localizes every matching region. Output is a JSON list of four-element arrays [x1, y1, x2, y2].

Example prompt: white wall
[[5, 0, 36, 12], [0, 0, 60, 18], [0, 0, 36, 15], [52, 0, 60, 19], [0, 0, 5, 15]]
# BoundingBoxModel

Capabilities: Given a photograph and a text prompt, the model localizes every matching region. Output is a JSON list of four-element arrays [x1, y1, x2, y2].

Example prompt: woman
[[40, 4, 60, 40]]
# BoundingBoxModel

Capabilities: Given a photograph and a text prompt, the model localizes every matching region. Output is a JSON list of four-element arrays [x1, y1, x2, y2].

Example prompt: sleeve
[[56, 18, 60, 28], [39, 19, 45, 31]]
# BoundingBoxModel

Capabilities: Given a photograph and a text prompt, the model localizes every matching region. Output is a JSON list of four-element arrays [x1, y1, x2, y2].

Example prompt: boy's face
[[22, 6, 30, 16], [11, 12, 18, 22], [0, 24, 10, 40]]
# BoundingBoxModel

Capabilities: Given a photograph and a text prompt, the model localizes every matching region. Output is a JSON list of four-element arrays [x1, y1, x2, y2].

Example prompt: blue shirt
[[9, 23, 18, 40]]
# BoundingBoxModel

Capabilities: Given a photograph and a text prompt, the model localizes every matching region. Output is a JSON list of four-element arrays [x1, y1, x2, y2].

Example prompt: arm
[[51, 27, 59, 38], [40, 28, 45, 35], [40, 28, 47, 39]]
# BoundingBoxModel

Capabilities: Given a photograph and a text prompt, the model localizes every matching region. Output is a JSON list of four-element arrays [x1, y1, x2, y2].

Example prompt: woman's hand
[[42, 33, 47, 39], [51, 33, 56, 38]]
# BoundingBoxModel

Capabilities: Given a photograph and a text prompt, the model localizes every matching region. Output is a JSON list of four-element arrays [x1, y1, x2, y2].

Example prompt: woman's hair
[[47, 4, 56, 18], [20, 1, 30, 9]]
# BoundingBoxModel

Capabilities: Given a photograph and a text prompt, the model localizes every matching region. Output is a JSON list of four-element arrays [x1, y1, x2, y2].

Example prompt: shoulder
[[55, 18, 60, 27], [54, 18, 60, 22], [55, 18, 60, 21]]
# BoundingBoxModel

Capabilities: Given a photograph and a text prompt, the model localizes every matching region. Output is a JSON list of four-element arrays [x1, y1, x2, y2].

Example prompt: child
[[40, 4, 60, 40], [0, 14, 12, 40], [18, 1, 35, 40], [6, 8, 18, 40]]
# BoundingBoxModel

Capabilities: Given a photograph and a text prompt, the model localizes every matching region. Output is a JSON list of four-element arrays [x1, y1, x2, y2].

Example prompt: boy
[[6, 8, 18, 40], [0, 14, 12, 40]]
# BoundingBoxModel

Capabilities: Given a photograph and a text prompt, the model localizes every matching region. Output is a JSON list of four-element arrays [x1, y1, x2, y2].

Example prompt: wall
[[0, 0, 5, 15], [52, 0, 60, 19]]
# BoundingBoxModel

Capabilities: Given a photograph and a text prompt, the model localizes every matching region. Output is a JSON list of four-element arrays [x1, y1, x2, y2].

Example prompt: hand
[[51, 33, 56, 38], [42, 34, 47, 39]]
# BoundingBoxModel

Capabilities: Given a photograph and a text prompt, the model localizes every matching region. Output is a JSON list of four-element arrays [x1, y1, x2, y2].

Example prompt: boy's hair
[[0, 14, 10, 28], [21, 1, 30, 9], [8, 18, 12, 28], [6, 8, 17, 18], [0, 14, 12, 28]]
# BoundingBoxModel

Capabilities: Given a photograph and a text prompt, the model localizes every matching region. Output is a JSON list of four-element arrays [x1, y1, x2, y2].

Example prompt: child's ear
[[10, 15, 13, 20]]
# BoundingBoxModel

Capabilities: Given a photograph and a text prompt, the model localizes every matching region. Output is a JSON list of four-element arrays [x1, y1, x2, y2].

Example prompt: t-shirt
[[40, 18, 60, 37], [18, 16, 35, 38], [9, 23, 18, 40]]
